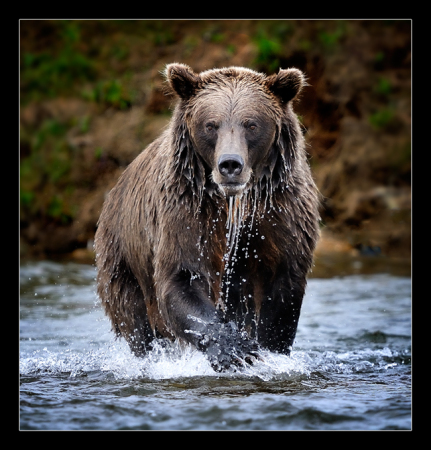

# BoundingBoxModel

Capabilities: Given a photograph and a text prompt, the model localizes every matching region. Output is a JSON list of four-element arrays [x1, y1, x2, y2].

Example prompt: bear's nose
[[218, 154, 244, 178]]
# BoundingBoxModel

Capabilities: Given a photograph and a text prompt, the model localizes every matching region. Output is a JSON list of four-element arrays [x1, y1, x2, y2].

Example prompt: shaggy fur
[[95, 64, 320, 371]]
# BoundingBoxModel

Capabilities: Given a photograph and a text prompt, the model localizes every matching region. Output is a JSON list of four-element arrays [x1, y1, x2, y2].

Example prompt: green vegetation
[[20, 21, 96, 104], [21, 50, 95, 102], [20, 117, 76, 222], [317, 21, 346, 50], [368, 108, 395, 129], [254, 34, 282, 72], [375, 77, 392, 96], [82, 79, 133, 110], [253, 21, 294, 72]]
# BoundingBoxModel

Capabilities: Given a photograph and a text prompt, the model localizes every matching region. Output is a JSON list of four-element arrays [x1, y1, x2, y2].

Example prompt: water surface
[[19, 261, 411, 430]]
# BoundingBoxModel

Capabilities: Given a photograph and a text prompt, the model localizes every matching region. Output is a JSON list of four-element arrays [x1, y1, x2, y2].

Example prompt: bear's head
[[165, 63, 305, 198]]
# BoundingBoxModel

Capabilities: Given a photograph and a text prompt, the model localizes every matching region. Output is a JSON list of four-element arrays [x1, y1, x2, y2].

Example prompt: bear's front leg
[[159, 268, 260, 372], [256, 266, 307, 355]]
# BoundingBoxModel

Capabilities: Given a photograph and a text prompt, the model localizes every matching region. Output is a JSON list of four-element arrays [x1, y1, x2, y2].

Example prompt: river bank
[[20, 20, 411, 264], [26, 228, 408, 280]]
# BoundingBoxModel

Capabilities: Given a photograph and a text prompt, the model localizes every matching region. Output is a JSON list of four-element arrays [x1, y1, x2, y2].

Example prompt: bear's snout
[[212, 128, 250, 196], [216, 153, 248, 196], [218, 154, 244, 178]]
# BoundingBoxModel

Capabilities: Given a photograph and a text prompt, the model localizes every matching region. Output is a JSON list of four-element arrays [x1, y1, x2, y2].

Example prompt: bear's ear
[[265, 68, 306, 104], [165, 63, 201, 100]]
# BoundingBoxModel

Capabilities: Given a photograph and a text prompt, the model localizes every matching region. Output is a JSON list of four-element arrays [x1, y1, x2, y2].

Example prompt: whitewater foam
[[20, 336, 404, 383]]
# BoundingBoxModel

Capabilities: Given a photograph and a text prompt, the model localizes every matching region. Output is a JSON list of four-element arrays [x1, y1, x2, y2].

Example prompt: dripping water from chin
[[219, 194, 245, 312], [225, 195, 244, 259], [219, 186, 267, 311]]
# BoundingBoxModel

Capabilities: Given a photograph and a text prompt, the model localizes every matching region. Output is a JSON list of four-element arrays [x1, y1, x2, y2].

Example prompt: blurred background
[[19, 20, 411, 273]]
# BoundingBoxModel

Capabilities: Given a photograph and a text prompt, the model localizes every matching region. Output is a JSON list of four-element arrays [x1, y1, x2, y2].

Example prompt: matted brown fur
[[95, 63, 320, 371]]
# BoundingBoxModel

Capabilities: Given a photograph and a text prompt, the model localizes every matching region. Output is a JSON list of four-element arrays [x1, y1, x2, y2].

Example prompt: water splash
[[20, 336, 406, 383]]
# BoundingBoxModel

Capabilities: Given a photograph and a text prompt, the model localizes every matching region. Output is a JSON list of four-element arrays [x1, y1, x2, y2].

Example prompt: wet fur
[[95, 64, 320, 371]]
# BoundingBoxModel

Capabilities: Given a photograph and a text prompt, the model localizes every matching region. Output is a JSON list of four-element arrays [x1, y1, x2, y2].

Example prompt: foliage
[[253, 21, 294, 72], [20, 21, 96, 104], [368, 108, 395, 129], [375, 77, 392, 96], [317, 21, 346, 50], [82, 79, 133, 110], [20, 118, 76, 223]]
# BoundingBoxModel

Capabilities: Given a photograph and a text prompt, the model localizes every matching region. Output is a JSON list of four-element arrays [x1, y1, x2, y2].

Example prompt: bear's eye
[[246, 122, 257, 131], [205, 122, 217, 132]]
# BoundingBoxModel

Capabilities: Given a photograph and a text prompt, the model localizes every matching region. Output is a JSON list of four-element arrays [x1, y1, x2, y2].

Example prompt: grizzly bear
[[95, 63, 320, 372]]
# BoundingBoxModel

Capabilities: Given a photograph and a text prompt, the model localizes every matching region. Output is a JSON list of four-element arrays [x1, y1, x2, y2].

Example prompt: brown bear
[[94, 63, 320, 371]]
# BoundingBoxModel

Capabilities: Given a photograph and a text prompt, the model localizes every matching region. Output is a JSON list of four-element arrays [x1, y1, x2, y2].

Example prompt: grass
[[318, 25, 345, 49], [375, 77, 392, 96], [82, 79, 133, 110], [20, 22, 96, 104], [368, 108, 395, 129], [252, 21, 294, 72], [20, 117, 76, 222]]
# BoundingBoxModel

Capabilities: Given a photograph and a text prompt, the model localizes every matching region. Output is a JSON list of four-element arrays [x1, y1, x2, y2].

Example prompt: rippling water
[[20, 261, 411, 430]]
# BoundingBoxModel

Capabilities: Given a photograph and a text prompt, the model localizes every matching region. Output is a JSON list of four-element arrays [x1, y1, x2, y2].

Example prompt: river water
[[19, 259, 411, 430]]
